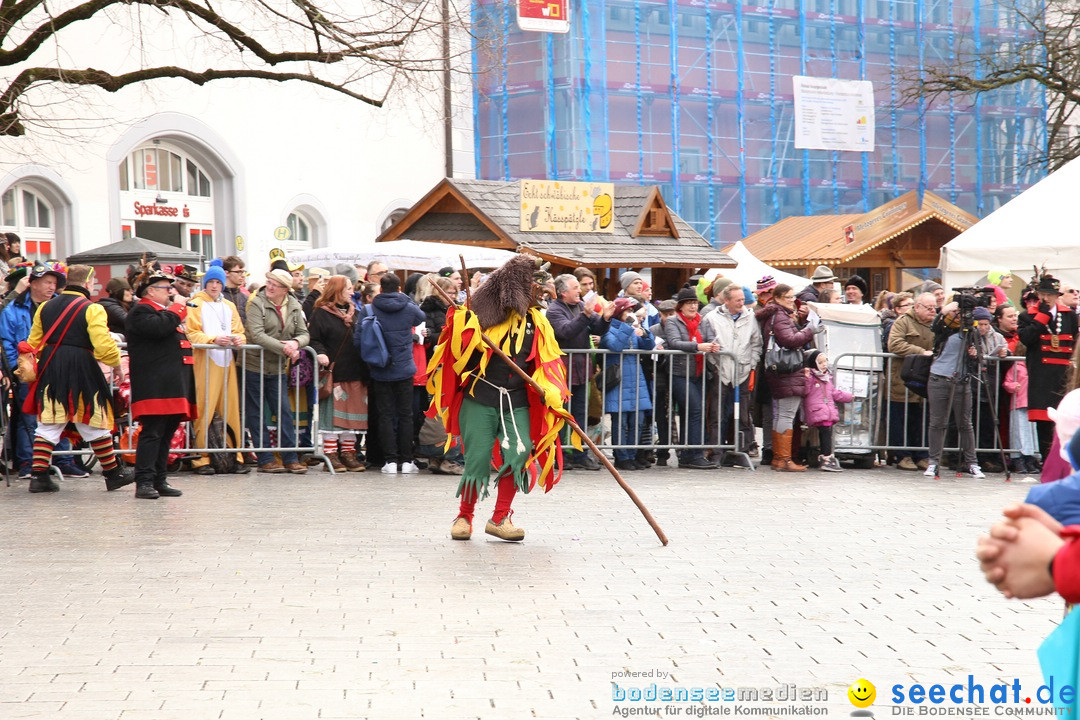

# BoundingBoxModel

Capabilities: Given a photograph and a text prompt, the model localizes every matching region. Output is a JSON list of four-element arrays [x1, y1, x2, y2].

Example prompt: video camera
[[951, 286, 996, 313]]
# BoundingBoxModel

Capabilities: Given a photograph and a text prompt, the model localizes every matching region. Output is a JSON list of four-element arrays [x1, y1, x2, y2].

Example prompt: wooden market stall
[[375, 178, 736, 300], [732, 190, 978, 298]]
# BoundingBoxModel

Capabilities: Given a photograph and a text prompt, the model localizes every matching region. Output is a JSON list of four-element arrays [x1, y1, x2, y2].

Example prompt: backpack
[[356, 304, 390, 368]]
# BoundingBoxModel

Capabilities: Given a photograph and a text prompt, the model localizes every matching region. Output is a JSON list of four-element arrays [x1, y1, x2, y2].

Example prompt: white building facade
[[0, 5, 474, 274]]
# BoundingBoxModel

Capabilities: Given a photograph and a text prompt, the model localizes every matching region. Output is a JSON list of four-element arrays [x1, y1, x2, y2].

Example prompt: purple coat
[[802, 371, 854, 427], [759, 303, 817, 399]]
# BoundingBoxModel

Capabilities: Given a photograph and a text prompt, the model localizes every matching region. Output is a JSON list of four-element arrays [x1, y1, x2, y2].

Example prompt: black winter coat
[[308, 305, 364, 383], [97, 296, 129, 335], [420, 295, 450, 361], [125, 299, 197, 420]]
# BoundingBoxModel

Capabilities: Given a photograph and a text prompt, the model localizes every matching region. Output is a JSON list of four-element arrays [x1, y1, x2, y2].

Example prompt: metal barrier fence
[[829, 351, 1027, 460], [51, 343, 331, 474], [562, 347, 1033, 468], [563, 348, 753, 467], [42, 343, 1030, 477]]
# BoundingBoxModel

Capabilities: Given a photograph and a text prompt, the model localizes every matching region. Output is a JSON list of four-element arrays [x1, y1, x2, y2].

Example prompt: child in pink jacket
[[802, 349, 854, 472], [1004, 359, 1041, 474]]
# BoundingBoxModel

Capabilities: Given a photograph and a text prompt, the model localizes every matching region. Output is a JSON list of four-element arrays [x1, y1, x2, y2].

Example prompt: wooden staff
[[430, 256, 669, 546]]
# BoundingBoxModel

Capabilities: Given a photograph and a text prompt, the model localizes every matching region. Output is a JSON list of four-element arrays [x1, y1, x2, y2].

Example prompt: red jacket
[[1054, 528, 1080, 604]]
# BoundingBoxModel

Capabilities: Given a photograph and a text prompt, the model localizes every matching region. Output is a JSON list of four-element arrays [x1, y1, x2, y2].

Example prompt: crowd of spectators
[[0, 232, 1067, 481]]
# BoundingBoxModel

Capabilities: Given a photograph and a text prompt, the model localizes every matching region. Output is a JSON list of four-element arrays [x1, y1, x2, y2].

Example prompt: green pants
[[458, 396, 532, 499]]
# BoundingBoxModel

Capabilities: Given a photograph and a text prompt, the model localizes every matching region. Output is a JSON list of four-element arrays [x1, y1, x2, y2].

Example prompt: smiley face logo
[[848, 678, 876, 708]]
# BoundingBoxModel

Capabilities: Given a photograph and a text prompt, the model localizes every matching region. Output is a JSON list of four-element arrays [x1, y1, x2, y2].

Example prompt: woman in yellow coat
[[186, 263, 249, 474]]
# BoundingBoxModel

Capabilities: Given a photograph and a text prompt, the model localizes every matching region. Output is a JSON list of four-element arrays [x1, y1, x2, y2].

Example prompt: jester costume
[[426, 255, 578, 541]]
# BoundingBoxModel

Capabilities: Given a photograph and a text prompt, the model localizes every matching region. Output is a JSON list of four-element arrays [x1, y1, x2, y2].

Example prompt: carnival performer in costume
[[126, 263, 197, 499], [426, 255, 577, 542], [185, 262, 249, 475], [1019, 274, 1078, 459], [23, 264, 134, 493]]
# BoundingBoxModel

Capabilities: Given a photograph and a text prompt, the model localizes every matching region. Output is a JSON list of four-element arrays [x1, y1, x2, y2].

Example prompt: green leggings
[[458, 396, 532, 500]]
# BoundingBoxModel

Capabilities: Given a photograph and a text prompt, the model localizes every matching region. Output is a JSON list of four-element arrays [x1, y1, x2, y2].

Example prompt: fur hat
[[844, 274, 868, 298], [470, 254, 544, 330], [620, 271, 643, 291]]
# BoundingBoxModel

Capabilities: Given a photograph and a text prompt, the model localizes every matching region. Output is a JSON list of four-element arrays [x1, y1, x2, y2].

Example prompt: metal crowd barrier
[[52, 343, 332, 475], [560, 347, 1031, 468], [828, 351, 1025, 460], [563, 347, 754, 468]]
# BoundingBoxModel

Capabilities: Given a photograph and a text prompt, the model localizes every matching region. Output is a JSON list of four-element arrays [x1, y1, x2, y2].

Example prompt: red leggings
[[458, 474, 517, 524]]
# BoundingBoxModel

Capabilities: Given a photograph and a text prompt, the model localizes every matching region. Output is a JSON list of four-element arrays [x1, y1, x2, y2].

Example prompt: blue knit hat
[[202, 265, 227, 288]]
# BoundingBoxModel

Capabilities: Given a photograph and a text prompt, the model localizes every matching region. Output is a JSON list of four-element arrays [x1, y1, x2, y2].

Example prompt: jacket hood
[[372, 291, 411, 313]]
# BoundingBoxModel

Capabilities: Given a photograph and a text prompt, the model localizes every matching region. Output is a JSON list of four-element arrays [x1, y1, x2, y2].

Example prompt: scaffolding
[[473, 0, 1047, 247]]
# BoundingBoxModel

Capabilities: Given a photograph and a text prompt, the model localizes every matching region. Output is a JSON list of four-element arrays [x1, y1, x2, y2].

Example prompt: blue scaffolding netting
[[473, 0, 1047, 247]]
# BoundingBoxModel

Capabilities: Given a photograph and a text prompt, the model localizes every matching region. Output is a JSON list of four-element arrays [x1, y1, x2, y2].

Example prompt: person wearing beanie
[[700, 276, 733, 318], [801, 349, 853, 472], [185, 262, 249, 477], [987, 268, 1013, 290], [844, 275, 868, 305], [619, 271, 643, 296]]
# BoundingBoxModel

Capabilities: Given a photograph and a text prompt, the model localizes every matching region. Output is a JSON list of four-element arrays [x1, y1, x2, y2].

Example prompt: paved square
[[0, 466, 1058, 719]]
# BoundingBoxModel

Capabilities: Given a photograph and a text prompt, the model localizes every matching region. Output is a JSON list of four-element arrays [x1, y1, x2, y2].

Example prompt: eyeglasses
[[148, 284, 171, 292], [896, 303, 914, 310], [227, 269, 246, 275], [916, 303, 936, 310]]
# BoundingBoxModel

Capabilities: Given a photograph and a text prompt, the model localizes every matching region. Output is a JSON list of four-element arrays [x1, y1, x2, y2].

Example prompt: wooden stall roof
[[376, 178, 736, 269], [733, 190, 978, 267]]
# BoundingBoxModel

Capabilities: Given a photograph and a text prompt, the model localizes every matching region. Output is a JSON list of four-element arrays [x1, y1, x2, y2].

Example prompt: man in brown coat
[[886, 292, 937, 470]]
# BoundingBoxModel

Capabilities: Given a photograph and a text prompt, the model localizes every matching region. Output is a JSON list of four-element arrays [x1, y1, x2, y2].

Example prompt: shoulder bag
[[763, 314, 804, 375]]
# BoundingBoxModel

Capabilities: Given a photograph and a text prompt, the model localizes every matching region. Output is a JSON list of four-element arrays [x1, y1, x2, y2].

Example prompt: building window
[[0, 183, 58, 258], [287, 212, 311, 245], [119, 144, 211, 197], [380, 207, 410, 234]]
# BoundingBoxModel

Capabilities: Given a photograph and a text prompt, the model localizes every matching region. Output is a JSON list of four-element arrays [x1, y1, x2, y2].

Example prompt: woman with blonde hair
[[308, 275, 367, 471]]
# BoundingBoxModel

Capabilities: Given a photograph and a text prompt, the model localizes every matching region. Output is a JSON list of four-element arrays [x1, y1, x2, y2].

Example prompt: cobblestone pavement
[[0, 464, 1059, 719]]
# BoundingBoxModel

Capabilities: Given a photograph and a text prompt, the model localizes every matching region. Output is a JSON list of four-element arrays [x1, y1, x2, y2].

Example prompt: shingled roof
[[734, 190, 977, 267], [375, 179, 735, 269]]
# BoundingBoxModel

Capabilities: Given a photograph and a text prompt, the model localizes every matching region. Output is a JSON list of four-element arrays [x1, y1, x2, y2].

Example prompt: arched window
[[287, 211, 311, 245], [0, 183, 57, 258], [380, 207, 410, 234], [119, 144, 211, 198]]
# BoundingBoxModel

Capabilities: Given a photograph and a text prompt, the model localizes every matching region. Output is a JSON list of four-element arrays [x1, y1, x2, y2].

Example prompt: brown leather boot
[[339, 451, 366, 472], [325, 452, 346, 472], [770, 431, 785, 470], [773, 430, 806, 472]]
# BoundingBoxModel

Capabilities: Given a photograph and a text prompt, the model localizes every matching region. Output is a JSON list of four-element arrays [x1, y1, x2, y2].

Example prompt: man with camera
[[923, 298, 992, 479], [1019, 275, 1078, 459]]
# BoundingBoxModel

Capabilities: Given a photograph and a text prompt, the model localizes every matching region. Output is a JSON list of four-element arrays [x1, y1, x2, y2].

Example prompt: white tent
[[711, 241, 810, 290], [289, 240, 516, 273], [940, 158, 1080, 290]]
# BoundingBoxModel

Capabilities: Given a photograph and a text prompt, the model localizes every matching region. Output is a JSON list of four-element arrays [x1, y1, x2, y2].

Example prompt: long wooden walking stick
[[430, 258, 669, 546]]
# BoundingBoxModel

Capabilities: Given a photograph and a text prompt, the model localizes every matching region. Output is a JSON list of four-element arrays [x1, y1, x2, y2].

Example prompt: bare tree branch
[[903, 0, 1080, 171], [0, 0, 482, 139]]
